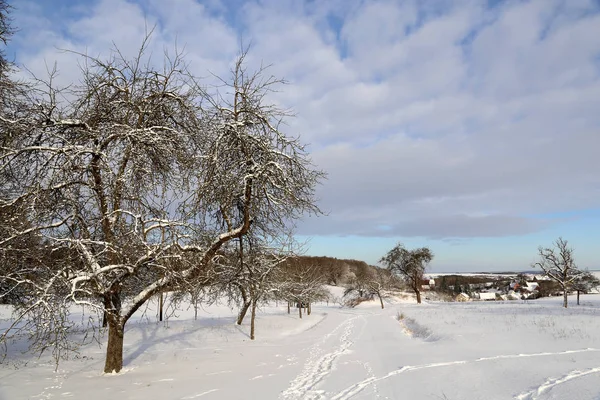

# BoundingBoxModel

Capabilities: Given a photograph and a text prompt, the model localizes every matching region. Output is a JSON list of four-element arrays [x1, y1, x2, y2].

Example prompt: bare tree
[[279, 262, 326, 318], [216, 234, 289, 339], [533, 237, 583, 308], [380, 243, 433, 304], [0, 0, 33, 182], [0, 38, 324, 373], [366, 268, 396, 309], [343, 266, 374, 307], [244, 246, 287, 340], [571, 270, 599, 306], [0, 0, 14, 74], [345, 266, 397, 309]]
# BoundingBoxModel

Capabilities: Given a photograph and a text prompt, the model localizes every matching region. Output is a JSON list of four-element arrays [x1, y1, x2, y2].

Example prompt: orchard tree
[[380, 243, 433, 304], [345, 262, 372, 299], [0, 38, 324, 372], [533, 237, 583, 308], [365, 268, 396, 309], [0, 0, 31, 160], [239, 244, 287, 340], [0, 0, 43, 311], [571, 271, 599, 306], [0, 0, 14, 73], [344, 266, 395, 309], [217, 234, 290, 340], [279, 262, 325, 318]]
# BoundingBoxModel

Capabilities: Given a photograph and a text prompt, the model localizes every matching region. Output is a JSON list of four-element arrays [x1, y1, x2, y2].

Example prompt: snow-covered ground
[[1, 291, 599, 399]]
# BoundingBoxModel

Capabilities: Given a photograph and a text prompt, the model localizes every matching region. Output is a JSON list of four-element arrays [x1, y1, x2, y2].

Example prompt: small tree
[[345, 267, 394, 309], [279, 262, 324, 318], [533, 237, 583, 308], [221, 235, 288, 340], [380, 243, 433, 304], [571, 271, 600, 306]]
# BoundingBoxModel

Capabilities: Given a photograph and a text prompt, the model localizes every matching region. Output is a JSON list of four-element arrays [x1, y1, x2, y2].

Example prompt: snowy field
[[1, 290, 600, 399]]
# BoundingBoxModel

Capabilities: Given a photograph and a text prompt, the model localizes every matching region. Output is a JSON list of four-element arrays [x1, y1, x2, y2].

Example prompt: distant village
[[422, 274, 584, 302]]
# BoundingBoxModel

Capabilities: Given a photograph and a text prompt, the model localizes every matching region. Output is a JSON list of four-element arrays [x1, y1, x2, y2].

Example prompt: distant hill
[[286, 255, 379, 286]]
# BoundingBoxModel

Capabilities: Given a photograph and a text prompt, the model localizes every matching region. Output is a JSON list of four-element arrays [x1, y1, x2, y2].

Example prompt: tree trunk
[[158, 292, 163, 322], [287, 301, 290, 314], [103, 288, 122, 326], [307, 302, 311, 315], [236, 285, 250, 325], [102, 297, 110, 327], [104, 316, 124, 373], [415, 289, 422, 304], [250, 298, 257, 340], [103, 287, 124, 373], [563, 289, 568, 308], [298, 303, 302, 319], [378, 293, 384, 309], [237, 300, 251, 325], [577, 290, 580, 306]]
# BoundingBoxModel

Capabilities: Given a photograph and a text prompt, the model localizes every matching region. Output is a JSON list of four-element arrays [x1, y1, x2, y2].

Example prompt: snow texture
[[1, 291, 600, 399]]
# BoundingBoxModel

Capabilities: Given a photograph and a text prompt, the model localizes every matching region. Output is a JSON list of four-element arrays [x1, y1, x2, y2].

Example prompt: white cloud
[[10, 0, 600, 240]]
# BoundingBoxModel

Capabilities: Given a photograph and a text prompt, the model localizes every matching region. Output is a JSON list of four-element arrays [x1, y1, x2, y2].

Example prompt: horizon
[[285, 253, 600, 274], [7, 0, 600, 272]]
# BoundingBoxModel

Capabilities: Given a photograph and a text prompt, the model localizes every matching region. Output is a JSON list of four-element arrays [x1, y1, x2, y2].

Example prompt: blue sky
[[7, 0, 600, 271]]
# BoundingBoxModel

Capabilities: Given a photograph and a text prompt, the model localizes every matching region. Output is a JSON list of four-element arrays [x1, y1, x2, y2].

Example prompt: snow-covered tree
[[533, 237, 583, 308], [344, 262, 371, 297], [239, 242, 288, 340], [380, 243, 433, 304], [365, 268, 396, 309], [214, 233, 291, 340], [0, 39, 323, 372], [279, 261, 326, 318], [343, 266, 396, 309]]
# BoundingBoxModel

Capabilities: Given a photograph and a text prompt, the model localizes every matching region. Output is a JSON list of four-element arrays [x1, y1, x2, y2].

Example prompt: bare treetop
[[0, 35, 324, 373], [533, 237, 584, 308], [380, 243, 433, 304]]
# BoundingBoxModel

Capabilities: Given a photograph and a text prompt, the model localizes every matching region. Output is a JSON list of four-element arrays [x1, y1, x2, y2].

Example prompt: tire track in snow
[[280, 315, 361, 400], [331, 348, 600, 400], [514, 367, 600, 400]]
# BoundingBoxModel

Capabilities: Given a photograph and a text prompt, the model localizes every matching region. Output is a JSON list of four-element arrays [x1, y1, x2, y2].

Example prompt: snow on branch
[[1, 41, 324, 372]]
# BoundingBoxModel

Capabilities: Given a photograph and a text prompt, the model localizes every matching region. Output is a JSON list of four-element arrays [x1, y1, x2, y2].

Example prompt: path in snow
[[280, 315, 361, 400], [277, 302, 600, 400], [2, 294, 600, 399]]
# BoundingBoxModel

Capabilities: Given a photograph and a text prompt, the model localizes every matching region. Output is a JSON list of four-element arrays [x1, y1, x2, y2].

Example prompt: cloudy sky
[[8, 0, 600, 271]]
